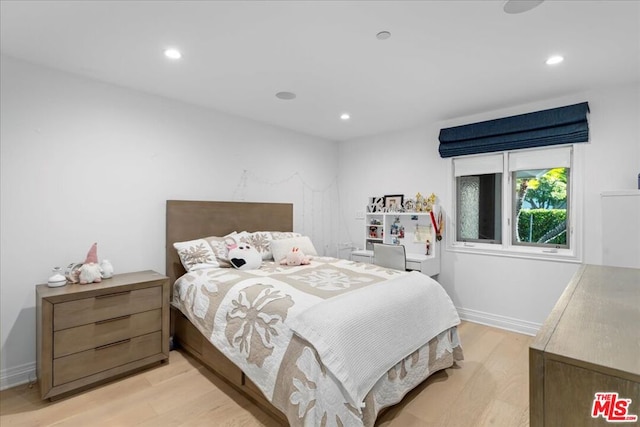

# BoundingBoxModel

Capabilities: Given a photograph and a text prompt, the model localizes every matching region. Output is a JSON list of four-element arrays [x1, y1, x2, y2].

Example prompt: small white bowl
[[47, 279, 67, 288]]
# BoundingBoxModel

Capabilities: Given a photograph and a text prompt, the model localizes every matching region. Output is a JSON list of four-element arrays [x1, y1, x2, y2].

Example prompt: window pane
[[456, 173, 502, 243], [513, 167, 569, 248]]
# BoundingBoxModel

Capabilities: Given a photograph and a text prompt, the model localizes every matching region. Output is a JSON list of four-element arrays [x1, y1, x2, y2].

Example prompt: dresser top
[[36, 270, 168, 300], [532, 264, 640, 381]]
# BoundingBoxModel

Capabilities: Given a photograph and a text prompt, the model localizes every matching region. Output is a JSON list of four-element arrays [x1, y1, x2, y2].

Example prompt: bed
[[166, 200, 463, 426]]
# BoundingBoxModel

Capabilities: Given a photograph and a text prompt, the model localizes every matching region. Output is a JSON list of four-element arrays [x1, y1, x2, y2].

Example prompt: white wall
[[2, 53, 638, 390], [0, 55, 339, 389], [339, 83, 640, 335]]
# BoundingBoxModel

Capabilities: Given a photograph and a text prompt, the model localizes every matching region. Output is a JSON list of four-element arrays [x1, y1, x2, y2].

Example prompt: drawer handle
[[95, 339, 131, 351], [95, 291, 131, 299], [95, 315, 131, 325]]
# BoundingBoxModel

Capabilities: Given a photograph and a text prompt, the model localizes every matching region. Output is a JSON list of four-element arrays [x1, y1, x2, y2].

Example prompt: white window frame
[[447, 144, 584, 263]]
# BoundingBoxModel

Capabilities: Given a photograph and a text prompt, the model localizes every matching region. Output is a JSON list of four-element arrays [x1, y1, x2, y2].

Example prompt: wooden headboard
[[166, 200, 293, 286]]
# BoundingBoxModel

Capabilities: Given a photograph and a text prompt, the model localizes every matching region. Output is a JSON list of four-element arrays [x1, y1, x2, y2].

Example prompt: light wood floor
[[0, 322, 532, 426]]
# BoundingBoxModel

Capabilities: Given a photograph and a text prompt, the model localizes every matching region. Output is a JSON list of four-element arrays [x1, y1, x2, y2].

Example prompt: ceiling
[[1, 1, 639, 142]]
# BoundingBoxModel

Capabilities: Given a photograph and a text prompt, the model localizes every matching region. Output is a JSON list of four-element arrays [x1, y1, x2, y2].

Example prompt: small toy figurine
[[415, 193, 424, 212], [426, 193, 437, 212], [390, 217, 400, 236], [78, 243, 103, 284], [279, 247, 312, 266], [425, 239, 431, 256]]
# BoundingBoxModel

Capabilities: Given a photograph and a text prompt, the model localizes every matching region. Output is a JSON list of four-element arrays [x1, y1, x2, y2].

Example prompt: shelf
[[368, 211, 431, 216], [360, 208, 441, 276]]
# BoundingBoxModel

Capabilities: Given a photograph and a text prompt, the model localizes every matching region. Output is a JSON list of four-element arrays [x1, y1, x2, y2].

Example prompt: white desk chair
[[373, 243, 406, 271]]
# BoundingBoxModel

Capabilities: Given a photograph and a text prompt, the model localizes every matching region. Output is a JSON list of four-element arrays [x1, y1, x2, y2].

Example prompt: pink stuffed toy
[[78, 242, 103, 284], [279, 247, 312, 266]]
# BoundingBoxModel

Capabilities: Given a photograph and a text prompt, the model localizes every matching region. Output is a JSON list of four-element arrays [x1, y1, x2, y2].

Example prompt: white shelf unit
[[352, 210, 441, 276]]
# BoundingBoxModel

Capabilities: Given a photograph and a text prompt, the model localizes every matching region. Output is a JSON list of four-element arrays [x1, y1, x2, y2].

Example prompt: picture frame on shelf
[[368, 196, 384, 212], [404, 198, 416, 212], [384, 194, 404, 212]]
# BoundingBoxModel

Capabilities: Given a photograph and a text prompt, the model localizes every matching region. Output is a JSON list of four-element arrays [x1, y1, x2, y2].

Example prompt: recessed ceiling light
[[340, 113, 351, 120], [546, 55, 564, 65], [164, 48, 182, 60], [376, 31, 391, 40], [276, 91, 296, 100], [503, 0, 544, 14]]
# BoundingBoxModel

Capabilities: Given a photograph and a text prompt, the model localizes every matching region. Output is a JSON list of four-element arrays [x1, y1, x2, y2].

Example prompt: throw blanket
[[288, 271, 461, 409]]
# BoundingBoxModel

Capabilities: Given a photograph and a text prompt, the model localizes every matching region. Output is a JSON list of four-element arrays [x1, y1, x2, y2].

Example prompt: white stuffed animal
[[228, 243, 262, 270], [78, 242, 103, 284], [279, 247, 312, 266], [79, 263, 103, 284]]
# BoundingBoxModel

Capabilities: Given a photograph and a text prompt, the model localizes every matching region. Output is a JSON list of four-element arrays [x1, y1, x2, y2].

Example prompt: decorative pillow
[[268, 231, 301, 261], [246, 231, 274, 260], [220, 231, 276, 261], [270, 236, 318, 264], [186, 231, 303, 269], [224, 231, 251, 247], [173, 239, 219, 271], [271, 231, 302, 240], [204, 234, 236, 268]]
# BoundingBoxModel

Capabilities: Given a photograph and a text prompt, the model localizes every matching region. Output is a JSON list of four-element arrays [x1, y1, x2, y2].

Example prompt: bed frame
[[166, 200, 292, 423]]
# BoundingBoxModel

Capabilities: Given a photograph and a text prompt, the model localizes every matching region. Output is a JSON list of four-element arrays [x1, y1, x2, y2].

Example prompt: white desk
[[351, 249, 440, 277]]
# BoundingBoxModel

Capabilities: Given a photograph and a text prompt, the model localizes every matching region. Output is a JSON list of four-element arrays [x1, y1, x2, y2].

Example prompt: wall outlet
[[355, 211, 365, 219]]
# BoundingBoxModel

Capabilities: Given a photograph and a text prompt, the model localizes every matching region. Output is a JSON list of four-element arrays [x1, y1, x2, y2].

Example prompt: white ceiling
[[1, 1, 639, 142]]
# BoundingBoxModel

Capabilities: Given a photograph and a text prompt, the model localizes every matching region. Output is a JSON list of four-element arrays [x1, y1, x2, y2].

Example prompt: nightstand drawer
[[53, 309, 162, 358], [53, 286, 162, 331], [53, 331, 162, 386], [351, 253, 372, 264], [406, 260, 422, 271]]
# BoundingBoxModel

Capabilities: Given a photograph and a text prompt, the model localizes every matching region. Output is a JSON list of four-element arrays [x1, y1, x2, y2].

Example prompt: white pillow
[[270, 236, 318, 263], [205, 234, 237, 268], [271, 231, 302, 240], [173, 239, 220, 271], [246, 231, 274, 260]]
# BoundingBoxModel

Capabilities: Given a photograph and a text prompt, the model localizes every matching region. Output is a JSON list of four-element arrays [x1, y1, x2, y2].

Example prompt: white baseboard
[[457, 307, 541, 336], [0, 361, 36, 391]]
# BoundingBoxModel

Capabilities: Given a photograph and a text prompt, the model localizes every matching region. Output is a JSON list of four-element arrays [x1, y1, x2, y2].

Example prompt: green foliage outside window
[[514, 167, 568, 246], [517, 209, 567, 245], [522, 168, 567, 209]]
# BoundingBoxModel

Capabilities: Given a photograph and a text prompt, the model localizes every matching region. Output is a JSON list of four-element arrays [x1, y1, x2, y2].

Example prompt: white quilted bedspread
[[288, 271, 461, 409]]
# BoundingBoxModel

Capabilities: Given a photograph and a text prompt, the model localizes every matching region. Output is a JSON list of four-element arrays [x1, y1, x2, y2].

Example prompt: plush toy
[[279, 247, 312, 266], [228, 243, 262, 270], [78, 242, 103, 284]]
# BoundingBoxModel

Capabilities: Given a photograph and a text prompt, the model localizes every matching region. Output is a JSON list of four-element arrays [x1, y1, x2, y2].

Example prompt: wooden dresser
[[36, 270, 170, 400], [530, 265, 640, 426]]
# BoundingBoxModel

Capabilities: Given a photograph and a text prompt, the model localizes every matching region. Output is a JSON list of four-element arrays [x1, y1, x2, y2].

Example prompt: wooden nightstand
[[36, 270, 170, 400]]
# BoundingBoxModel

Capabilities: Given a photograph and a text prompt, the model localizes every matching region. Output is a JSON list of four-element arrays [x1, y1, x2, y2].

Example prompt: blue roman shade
[[438, 102, 590, 158]]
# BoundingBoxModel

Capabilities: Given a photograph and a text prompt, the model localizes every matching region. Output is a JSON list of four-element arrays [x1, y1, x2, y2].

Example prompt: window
[[512, 167, 569, 248], [451, 146, 580, 261], [454, 153, 504, 244], [456, 173, 502, 243]]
